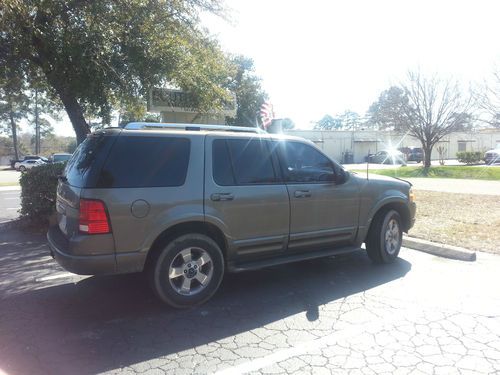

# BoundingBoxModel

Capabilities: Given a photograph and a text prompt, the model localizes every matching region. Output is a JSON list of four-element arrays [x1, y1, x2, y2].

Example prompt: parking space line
[[214, 325, 363, 375], [6, 207, 20, 210], [36, 273, 75, 282]]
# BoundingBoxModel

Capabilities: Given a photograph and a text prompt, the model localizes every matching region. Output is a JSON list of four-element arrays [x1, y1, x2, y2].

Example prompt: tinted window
[[65, 133, 114, 187], [97, 136, 190, 188], [212, 138, 277, 185], [212, 140, 236, 186], [279, 141, 335, 183]]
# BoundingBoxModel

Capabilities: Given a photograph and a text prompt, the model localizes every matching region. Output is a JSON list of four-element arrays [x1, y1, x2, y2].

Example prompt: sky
[[204, 0, 500, 127], [48, 0, 500, 136]]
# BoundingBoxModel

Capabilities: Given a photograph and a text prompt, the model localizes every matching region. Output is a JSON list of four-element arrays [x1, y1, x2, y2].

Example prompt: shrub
[[456, 151, 483, 165], [19, 162, 66, 222]]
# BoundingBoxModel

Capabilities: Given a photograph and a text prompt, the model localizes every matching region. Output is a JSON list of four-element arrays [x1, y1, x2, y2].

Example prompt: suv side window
[[212, 138, 278, 185], [97, 136, 190, 188], [212, 139, 236, 186], [279, 141, 335, 183]]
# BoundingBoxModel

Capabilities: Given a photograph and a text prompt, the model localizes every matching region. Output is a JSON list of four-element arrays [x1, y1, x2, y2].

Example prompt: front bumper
[[47, 225, 117, 275]]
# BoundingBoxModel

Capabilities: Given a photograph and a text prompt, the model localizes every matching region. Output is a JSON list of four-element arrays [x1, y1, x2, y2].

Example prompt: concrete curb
[[403, 236, 476, 262]]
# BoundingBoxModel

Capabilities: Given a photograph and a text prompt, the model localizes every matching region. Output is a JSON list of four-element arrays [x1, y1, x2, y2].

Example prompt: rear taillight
[[79, 199, 111, 234]]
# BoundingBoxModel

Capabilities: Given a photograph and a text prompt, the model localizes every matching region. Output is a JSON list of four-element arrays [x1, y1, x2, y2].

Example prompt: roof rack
[[124, 122, 265, 134]]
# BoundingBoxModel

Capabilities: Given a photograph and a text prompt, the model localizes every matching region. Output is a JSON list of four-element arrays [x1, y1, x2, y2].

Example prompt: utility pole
[[35, 88, 40, 155]]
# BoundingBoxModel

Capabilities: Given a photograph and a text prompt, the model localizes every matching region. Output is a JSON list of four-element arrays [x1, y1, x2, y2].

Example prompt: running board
[[227, 246, 363, 272]]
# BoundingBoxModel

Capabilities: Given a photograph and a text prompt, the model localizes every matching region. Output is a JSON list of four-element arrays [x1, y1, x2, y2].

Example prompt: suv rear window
[[65, 133, 115, 188], [97, 136, 190, 188]]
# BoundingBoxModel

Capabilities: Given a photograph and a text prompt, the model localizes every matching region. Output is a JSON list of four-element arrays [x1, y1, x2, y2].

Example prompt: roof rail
[[124, 122, 265, 134]]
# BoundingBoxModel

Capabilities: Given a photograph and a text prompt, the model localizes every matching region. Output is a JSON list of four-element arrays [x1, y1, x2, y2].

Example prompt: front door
[[276, 140, 360, 252]]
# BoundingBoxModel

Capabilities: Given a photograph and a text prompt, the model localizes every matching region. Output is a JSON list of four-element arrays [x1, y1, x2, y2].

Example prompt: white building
[[285, 129, 500, 163]]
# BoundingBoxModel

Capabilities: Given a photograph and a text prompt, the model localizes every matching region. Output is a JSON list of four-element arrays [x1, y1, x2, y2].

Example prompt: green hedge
[[456, 151, 483, 165], [19, 162, 66, 222]]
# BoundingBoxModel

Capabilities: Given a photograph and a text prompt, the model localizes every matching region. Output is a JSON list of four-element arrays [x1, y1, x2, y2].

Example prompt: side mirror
[[335, 169, 348, 184]]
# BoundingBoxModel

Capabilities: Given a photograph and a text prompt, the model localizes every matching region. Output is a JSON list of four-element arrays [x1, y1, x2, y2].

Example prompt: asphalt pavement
[[1, 229, 499, 375], [0, 187, 21, 223], [0, 168, 20, 185]]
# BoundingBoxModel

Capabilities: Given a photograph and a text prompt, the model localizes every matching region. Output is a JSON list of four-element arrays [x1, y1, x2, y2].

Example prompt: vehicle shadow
[[0, 234, 411, 375]]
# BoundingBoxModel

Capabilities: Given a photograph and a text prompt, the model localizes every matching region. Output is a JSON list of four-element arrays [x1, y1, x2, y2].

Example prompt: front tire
[[366, 210, 402, 264], [149, 233, 224, 308], [19, 166, 26, 172]]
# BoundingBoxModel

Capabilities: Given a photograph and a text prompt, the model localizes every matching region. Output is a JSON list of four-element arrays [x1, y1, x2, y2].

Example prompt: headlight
[[409, 188, 415, 203]]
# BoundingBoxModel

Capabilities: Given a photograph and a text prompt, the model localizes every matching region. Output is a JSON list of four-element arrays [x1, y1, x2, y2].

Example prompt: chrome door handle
[[294, 190, 311, 198], [211, 193, 234, 201]]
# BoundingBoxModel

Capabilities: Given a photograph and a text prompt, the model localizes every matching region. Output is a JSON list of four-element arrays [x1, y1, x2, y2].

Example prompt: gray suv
[[47, 123, 416, 308]]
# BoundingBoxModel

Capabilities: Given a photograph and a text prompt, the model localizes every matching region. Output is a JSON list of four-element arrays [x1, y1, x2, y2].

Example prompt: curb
[[403, 236, 476, 262]]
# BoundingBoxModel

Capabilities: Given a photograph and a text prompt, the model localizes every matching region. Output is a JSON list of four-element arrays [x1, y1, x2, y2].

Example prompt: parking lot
[[1, 229, 499, 375]]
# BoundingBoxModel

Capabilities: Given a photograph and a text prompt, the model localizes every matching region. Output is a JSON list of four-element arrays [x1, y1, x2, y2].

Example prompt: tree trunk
[[35, 88, 40, 154], [59, 91, 90, 144], [43, 71, 90, 144], [423, 145, 432, 168], [9, 111, 19, 161]]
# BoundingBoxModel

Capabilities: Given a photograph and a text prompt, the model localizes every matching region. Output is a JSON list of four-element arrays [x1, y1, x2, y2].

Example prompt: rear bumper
[[47, 226, 116, 275]]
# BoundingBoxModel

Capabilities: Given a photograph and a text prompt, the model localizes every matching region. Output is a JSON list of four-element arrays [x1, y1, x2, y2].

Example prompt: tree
[[401, 71, 473, 167], [315, 114, 342, 130], [368, 73, 474, 167], [366, 86, 410, 131], [475, 69, 500, 128], [225, 56, 268, 127], [2, 0, 232, 144], [0, 59, 28, 161], [26, 75, 62, 153], [338, 110, 361, 130], [315, 112, 361, 130], [281, 118, 295, 130]]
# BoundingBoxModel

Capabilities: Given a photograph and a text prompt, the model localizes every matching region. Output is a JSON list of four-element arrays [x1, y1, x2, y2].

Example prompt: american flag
[[259, 101, 274, 129]]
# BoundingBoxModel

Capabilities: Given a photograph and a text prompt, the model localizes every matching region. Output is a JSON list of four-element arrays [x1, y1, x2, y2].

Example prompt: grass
[[0, 181, 19, 187], [352, 165, 500, 180], [410, 190, 500, 254]]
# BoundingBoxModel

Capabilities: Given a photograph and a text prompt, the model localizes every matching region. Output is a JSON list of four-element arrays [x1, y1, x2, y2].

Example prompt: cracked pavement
[[1, 229, 499, 374]]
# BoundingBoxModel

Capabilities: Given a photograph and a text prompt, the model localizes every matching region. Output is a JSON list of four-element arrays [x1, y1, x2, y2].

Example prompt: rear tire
[[366, 210, 402, 264], [148, 233, 224, 308], [19, 166, 26, 172]]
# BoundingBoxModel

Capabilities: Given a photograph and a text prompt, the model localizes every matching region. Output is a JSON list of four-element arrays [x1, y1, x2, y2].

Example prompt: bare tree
[[401, 71, 474, 168], [475, 69, 500, 128]]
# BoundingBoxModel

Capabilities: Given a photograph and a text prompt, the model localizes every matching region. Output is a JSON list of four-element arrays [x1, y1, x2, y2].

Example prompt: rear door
[[204, 135, 290, 260], [276, 140, 360, 251]]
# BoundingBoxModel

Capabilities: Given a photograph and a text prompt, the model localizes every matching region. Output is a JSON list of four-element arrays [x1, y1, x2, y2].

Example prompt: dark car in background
[[368, 150, 407, 165], [399, 147, 423, 163], [50, 153, 73, 163], [484, 144, 500, 164]]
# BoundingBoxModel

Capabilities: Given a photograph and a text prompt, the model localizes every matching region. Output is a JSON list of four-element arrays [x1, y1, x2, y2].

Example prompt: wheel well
[[144, 221, 228, 270], [371, 202, 412, 233]]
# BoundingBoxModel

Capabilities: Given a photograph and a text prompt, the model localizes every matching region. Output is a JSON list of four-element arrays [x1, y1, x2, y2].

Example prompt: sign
[[148, 88, 236, 116]]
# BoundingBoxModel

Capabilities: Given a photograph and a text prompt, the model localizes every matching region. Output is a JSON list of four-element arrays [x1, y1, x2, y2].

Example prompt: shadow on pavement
[[0, 231, 411, 375]]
